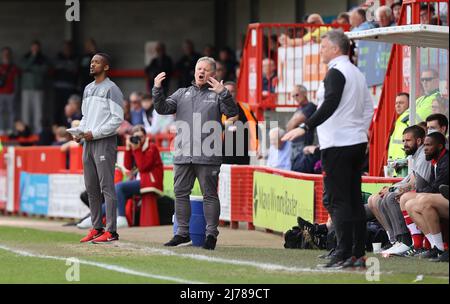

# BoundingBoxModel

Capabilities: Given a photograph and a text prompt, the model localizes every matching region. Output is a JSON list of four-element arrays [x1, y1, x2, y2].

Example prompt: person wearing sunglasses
[[415, 69, 441, 123]]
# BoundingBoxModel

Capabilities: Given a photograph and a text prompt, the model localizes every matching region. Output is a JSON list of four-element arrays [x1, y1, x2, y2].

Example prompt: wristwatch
[[299, 123, 309, 131]]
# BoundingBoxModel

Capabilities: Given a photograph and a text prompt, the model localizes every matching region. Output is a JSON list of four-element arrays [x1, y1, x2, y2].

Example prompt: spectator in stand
[[266, 127, 291, 170], [218, 47, 237, 82], [203, 44, 216, 58], [416, 69, 441, 122], [64, 94, 82, 128], [0, 47, 19, 135], [420, 3, 438, 25], [78, 38, 97, 91], [52, 126, 70, 146], [129, 91, 145, 126], [285, 84, 317, 163], [336, 12, 350, 25], [20, 40, 49, 133], [262, 58, 277, 94], [349, 8, 377, 31], [53, 40, 78, 125], [279, 13, 330, 46], [9, 119, 32, 146], [387, 92, 410, 162], [145, 42, 173, 95], [391, 1, 402, 24], [37, 118, 55, 145], [141, 93, 174, 135], [431, 96, 449, 117], [175, 39, 201, 88], [215, 61, 228, 82], [375, 6, 395, 27]]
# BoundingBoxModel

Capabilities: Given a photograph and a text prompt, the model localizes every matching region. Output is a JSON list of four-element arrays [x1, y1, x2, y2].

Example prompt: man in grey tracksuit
[[152, 56, 238, 250], [76, 53, 124, 243]]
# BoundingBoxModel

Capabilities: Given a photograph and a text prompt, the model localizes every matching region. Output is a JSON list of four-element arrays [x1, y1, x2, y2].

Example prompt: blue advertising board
[[20, 172, 49, 215]]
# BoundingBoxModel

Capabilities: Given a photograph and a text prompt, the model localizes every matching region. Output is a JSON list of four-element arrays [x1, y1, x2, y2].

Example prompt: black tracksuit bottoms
[[321, 142, 367, 259]]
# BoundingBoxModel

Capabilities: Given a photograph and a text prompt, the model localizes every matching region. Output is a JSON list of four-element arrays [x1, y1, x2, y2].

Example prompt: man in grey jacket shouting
[[75, 53, 124, 243], [152, 57, 239, 250]]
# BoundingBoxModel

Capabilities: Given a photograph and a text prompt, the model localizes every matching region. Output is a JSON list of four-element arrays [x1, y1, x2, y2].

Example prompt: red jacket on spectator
[[124, 137, 164, 196]]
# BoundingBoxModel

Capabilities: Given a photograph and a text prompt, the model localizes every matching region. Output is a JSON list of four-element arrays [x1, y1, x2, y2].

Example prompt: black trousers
[[321, 143, 367, 259]]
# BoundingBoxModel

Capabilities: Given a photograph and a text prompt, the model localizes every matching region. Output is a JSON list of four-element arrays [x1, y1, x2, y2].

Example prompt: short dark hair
[[337, 12, 350, 23], [95, 52, 111, 66], [397, 92, 409, 99], [426, 131, 446, 147], [426, 113, 449, 130], [403, 125, 425, 139], [355, 8, 367, 21], [420, 3, 435, 13]]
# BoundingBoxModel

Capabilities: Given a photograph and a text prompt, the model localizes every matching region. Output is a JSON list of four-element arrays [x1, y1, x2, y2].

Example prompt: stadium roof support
[[346, 24, 449, 125], [346, 24, 449, 49]]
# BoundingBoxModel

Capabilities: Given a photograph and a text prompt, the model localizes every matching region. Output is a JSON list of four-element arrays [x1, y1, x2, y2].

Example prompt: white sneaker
[[117, 216, 129, 228], [77, 217, 92, 229], [382, 242, 410, 256]]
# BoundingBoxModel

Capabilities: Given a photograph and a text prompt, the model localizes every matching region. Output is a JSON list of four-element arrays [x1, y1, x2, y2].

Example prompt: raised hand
[[154, 72, 166, 88], [207, 77, 225, 94]]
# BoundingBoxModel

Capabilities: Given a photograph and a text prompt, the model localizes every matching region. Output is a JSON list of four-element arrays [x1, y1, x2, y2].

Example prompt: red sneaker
[[91, 231, 119, 243], [80, 228, 104, 243]]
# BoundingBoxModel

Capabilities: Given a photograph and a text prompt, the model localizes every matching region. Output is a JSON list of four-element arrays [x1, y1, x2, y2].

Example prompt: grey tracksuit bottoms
[[82, 136, 118, 232], [173, 164, 221, 238], [379, 192, 409, 238]]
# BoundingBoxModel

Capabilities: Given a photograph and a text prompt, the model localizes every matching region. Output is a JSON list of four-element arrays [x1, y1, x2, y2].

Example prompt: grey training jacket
[[152, 82, 239, 165]]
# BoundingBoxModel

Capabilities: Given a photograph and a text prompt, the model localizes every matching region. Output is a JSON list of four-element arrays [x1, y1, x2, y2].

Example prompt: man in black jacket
[[282, 29, 374, 268]]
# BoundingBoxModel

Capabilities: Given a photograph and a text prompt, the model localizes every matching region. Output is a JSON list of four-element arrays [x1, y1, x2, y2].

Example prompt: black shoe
[[164, 235, 192, 247], [381, 243, 394, 251], [430, 250, 449, 262], [439, 185, 449, 200], [317, 256, 346, 269], [342, 256, 366, 269], [400, 246, 423, 257], [203, 235, 217, 250], [317, 248, 335, 259], [419, 246, 443, 259]]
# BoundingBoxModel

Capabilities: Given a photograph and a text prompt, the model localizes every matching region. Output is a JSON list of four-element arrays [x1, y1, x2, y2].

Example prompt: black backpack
[[284, 217, 328, 250]]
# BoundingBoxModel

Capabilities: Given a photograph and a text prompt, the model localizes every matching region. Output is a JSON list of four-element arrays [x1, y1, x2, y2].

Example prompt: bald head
[[307, 13, 324, 25]]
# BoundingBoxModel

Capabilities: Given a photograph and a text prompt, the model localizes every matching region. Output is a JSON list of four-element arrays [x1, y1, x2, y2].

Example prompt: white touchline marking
[[116, 242, 386, 275], [0, 244, 204, 284]]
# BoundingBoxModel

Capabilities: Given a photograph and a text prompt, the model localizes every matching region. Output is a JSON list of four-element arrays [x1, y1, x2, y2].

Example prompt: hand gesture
[[83, 131, 94, 141], [207, 77, 225, 94], [154, 72, 166, 88], [281, 127, 305, 142]]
